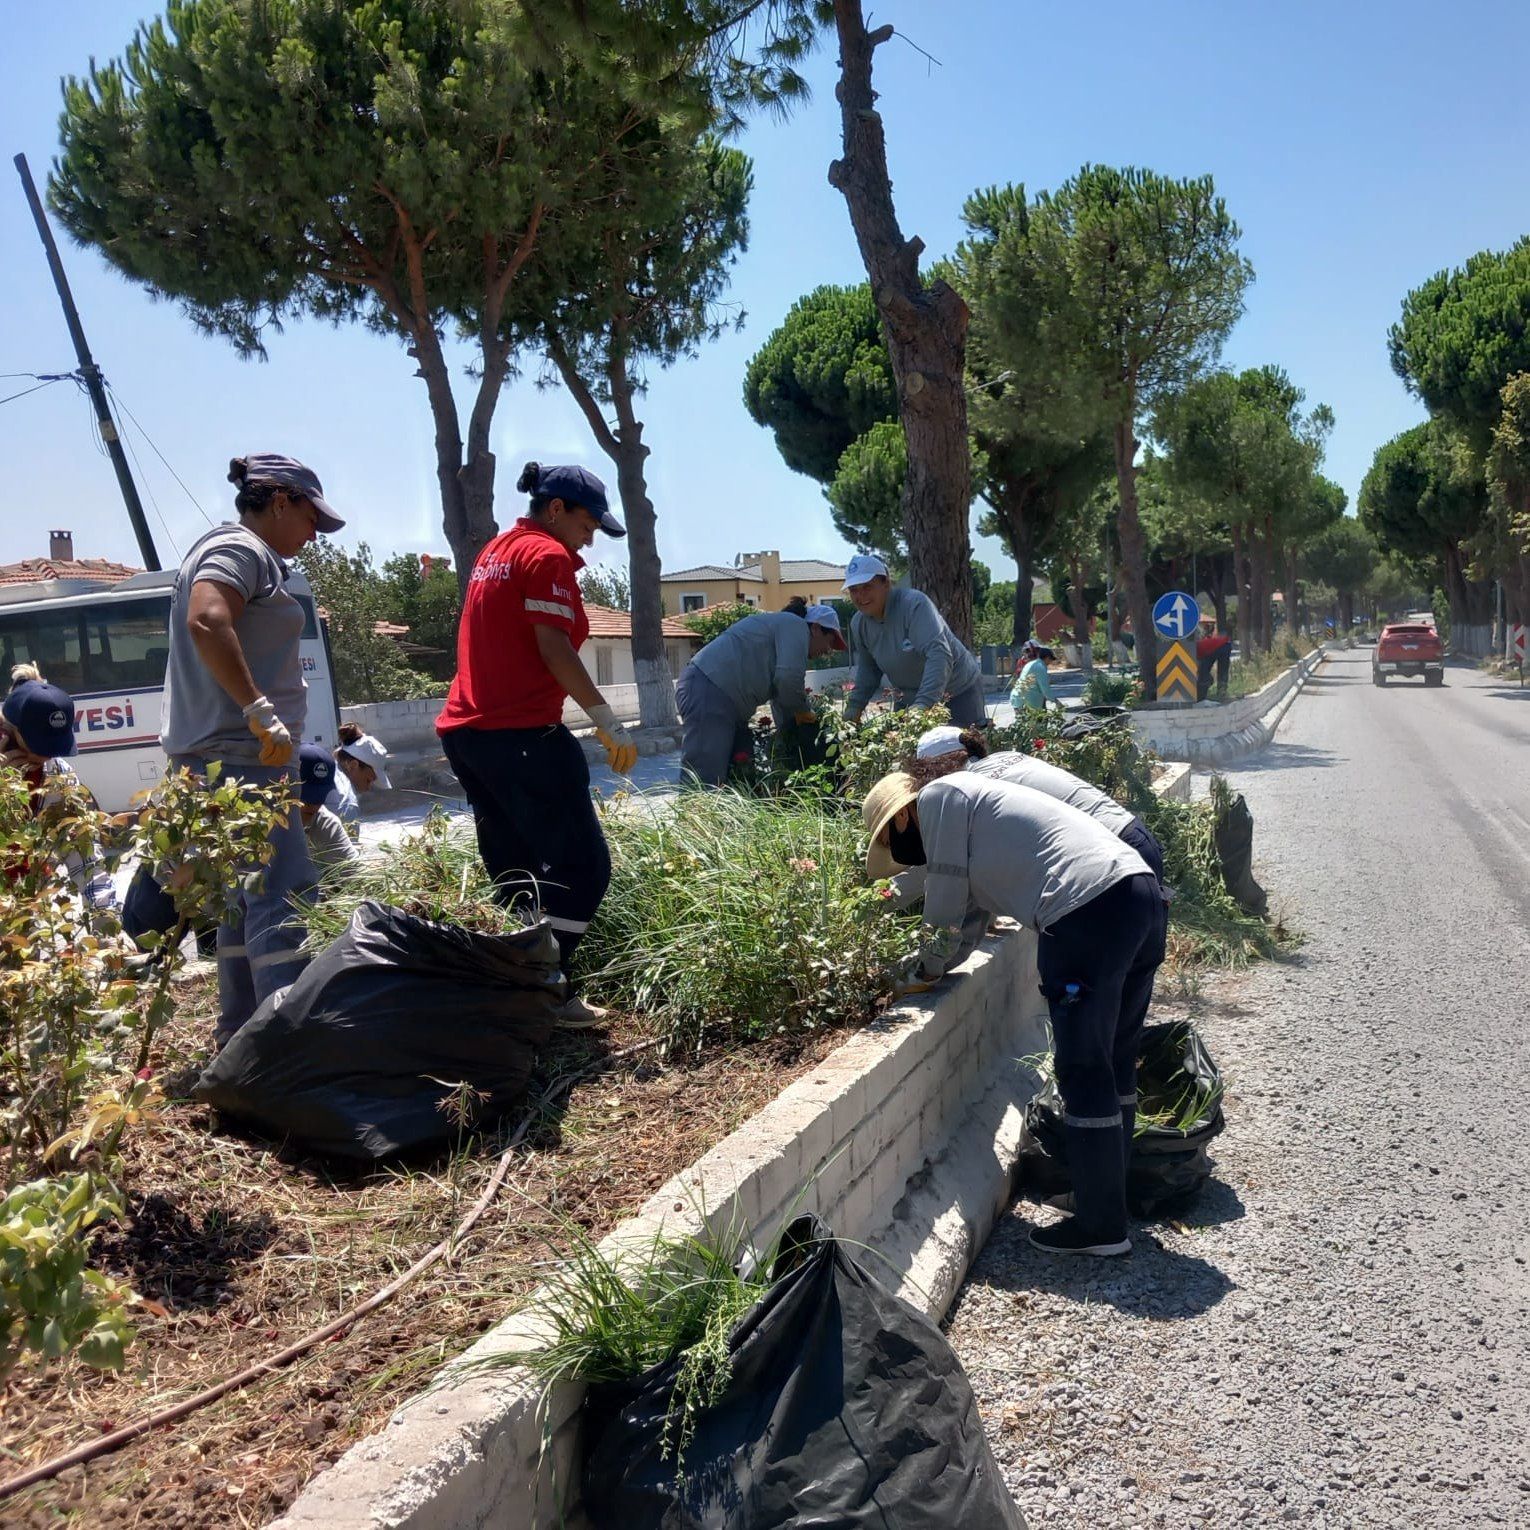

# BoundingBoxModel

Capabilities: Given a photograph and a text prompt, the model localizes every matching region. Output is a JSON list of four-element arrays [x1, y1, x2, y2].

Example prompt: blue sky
[[4, 0, 1529, 587]]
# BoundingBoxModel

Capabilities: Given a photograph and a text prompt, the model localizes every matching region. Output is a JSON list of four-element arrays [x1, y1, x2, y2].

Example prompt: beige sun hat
[[862, 770, 921, 880]]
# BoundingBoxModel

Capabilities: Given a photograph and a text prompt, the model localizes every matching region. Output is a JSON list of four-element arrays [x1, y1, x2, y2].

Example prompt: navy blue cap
[[2, 680, 77, 758], [533, 465, 625, 538], [235, 453, 345, 533], [298, 743, 338, 806]]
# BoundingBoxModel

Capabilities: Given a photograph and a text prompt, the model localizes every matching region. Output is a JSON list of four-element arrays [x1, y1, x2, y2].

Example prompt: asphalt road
[[946, 646, 1530, 1526]]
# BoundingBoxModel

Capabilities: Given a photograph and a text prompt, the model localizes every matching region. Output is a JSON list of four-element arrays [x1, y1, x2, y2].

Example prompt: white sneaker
[[554, 993, 609, 1029]]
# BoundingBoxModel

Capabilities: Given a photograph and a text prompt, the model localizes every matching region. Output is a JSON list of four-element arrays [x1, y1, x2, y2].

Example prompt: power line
[[112, 398, 182, 561], [0, 377, 68, 408], [105, 384, 214, 527]]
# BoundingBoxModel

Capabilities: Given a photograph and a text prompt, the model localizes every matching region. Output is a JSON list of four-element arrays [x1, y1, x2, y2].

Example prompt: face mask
[[887, 815, 926, 867]]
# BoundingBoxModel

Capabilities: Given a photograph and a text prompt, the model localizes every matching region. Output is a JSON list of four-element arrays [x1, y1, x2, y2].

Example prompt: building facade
[[659, 550, 848, 616]]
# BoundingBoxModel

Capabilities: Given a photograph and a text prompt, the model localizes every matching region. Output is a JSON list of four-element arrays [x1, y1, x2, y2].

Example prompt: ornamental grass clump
[[585, 789, 916, 1050], [509, 1216, 770, 1471]]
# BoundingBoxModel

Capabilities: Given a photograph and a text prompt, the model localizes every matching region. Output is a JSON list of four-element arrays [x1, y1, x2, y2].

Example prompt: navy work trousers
[[1037, 872, 1167, 1131], [441, 722, 611, 970]]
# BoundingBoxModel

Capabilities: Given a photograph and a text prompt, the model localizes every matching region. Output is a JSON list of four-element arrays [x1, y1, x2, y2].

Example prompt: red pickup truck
[[1373, 622, 1445, 686]]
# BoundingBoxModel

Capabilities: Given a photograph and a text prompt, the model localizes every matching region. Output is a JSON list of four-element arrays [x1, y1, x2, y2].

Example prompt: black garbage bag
[[1058, 704, 1129, 740], [1020, 1021, 1226, 1217], [582, 1215, 1026, 1530], [1213, 788, 1268, 917], [194, 900, 561, 1161]]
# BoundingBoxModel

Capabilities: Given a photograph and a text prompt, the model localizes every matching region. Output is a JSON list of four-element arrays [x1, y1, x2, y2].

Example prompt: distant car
[[1373, 622, 1444, 687]]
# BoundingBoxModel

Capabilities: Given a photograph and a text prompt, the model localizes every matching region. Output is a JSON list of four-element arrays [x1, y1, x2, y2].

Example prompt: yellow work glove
[[242, 695, 294, 767], [793, 710, 817, 726], [587, 703, 638, 775]]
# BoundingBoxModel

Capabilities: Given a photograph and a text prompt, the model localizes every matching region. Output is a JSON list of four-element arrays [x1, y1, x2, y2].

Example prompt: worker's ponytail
[[8, 662, 42, 690]]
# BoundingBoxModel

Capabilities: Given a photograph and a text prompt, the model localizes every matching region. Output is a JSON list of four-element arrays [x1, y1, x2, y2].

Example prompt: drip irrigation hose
[[0, 1037, 659, 1503]]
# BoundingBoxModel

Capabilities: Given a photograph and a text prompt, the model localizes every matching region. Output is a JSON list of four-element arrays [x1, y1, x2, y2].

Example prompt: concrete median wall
[[1129, 648, 1328, 766]]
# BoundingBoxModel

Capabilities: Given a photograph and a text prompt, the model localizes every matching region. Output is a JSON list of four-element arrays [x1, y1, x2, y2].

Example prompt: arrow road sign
[[1152, 590, 1201, 640]]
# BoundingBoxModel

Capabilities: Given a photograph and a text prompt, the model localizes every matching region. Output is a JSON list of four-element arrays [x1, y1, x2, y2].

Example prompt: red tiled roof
[[0, 557, 142, 587], [583, 604, 701, 641]]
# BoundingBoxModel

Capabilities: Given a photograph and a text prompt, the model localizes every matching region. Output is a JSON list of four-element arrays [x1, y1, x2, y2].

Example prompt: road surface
[[945, 647, 1530, 1527]]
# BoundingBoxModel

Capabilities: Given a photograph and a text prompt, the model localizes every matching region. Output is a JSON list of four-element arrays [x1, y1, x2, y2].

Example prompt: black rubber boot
[[1030, 1121, 1131, 1257]]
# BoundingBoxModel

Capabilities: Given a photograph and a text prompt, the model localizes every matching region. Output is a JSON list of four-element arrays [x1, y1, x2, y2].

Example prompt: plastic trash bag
[[581, 1215, 1027, 1530], [194, 900, 561, 1160], [1213, 788, 1268, 917], [1020, 1021, 1226, 1217]]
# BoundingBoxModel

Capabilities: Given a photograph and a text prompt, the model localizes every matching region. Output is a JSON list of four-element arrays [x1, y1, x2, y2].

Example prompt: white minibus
[[0, 569, 339, 812]]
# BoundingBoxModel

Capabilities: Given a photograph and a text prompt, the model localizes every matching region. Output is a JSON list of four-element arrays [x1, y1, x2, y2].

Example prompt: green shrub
[[1081, 669, 1141, 708], [680, 601, 758, 644], [1, 1173, 135, 1379], [586, 789, 916, 1050]]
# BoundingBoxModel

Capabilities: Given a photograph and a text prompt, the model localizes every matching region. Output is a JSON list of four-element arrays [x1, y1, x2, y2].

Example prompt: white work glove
[[242, 695, 294, 767], [586, 703, 637, 776]]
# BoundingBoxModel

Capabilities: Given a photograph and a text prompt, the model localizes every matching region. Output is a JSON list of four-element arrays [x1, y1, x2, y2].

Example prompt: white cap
[[915, 725, 966, 759], [804, 603, 848, 649], [339, 732, 392, 789], [843, 553, 889, 589]]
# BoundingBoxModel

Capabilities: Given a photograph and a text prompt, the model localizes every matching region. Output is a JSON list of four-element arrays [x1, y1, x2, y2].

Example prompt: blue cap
[[531, 465, 625, 538], [2, 680, 77, 758], [298, 743, 338, 806], [235, 453, 345, 533]]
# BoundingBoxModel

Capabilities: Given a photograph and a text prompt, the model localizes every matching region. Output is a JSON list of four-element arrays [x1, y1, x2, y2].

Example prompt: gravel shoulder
[[945, 648, 1530, 1527]]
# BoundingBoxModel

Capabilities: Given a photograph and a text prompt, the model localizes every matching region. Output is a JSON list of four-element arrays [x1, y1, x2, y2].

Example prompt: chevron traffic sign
[[1156, 639, 1198, 703]]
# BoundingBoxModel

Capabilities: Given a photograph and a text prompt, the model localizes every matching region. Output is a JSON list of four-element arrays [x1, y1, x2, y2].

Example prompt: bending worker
[[437, 461, 636, 1027], [161, 454, 337, 1046], [676, 603, 847, 785], [842, 554, 986, 726], [914, 725, 1165, 883], [862, 766, 1163, 1259], [1010, 641, 1060, 712], [327, 722, 392, 826]]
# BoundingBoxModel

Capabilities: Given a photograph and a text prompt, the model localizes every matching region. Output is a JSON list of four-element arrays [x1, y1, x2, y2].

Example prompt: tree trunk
[[1283, 545, 1299, 643], [1069, 555, 1093, 674], [548, 336, 677, 728], [828, 1, 973, 646], [408, 331, 482, 593], [1112, 417, 1157, 695], [1207, 552, 1229, 634], [994, 492, 1036, 644], [1256, 516, 1275, 652], [1231, 522, 1251, 657]]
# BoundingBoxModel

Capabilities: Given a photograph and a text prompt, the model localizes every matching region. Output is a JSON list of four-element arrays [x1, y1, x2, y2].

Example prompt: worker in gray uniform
[[841, 554, 986, 727], [914, 724, 1166, 884], [862, 766, 1163, 1258], [676, 603, 847, 786]]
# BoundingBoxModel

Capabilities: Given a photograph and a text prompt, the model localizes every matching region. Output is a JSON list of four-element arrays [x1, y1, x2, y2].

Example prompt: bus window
[[0, 609, 87, 693], [82, 597, 172, 691], [292, 591, 319, 639]]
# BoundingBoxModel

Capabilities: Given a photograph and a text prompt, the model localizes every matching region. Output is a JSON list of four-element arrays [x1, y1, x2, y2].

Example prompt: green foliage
[[1081, 670, 1140, 708], [681, 600, 758, 644], [1, 761, 284, 1375], [297, 542, 442, 706], [805, 700, 951, 801], [1358, 420, 1486, 565], [380, 554, 462, 680], [579, 565, 634, 612], [1486, 372, 1530, 559], [1389, 238, 1530, 452], [587, 789, 916, 1051], [508, 1212, 772, 1471], [827, 419, 906, 559], [742, 282, 896, 484], [1, 1173, 135, 1379], [1306, 517, 1379, 597]]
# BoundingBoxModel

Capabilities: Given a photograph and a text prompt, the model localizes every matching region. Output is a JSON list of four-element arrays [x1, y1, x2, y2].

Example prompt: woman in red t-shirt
[[437, 461, 635, 1026]]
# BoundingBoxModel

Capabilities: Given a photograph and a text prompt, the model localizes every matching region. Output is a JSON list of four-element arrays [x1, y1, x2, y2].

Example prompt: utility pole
[[14, 152, 160, 571]]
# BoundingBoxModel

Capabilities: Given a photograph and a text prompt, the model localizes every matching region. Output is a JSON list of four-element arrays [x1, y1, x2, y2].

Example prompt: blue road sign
[[1152, 590, 1201, 640]]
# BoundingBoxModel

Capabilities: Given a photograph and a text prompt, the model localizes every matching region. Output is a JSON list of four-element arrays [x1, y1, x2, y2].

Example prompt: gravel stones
[[945, 651, 1530, 1528]]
